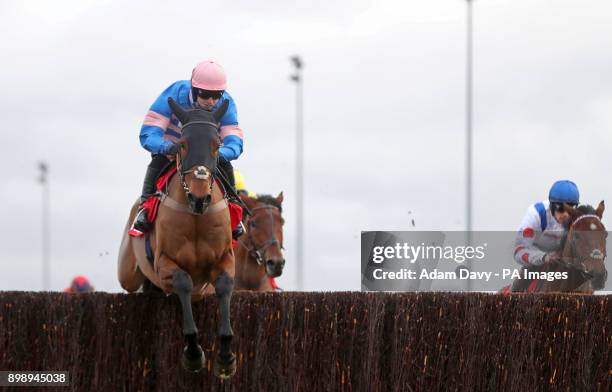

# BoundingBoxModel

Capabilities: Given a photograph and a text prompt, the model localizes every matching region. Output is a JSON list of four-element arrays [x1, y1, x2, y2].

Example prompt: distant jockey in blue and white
[[514, 180, 580, 269], [131, 60, 245, 238]]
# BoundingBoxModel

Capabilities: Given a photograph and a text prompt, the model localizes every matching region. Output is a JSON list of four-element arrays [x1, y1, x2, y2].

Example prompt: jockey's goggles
[[196, 89, 224, 100], [551, 202, 577, 213]]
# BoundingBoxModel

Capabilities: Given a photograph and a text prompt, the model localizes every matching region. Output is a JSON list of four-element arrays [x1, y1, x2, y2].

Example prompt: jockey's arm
[[513, 205, 547, 267], [218, 95, 244, 161], [139, 82, 183, 155]]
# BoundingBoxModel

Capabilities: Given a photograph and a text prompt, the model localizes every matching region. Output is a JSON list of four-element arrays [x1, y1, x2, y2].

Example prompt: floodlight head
[[290, 55, 303, 69]]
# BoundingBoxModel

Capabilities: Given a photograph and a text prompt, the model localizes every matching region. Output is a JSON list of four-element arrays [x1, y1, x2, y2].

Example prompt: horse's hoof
[[181, 345, 205, 372], [213, 352, 236, 379]]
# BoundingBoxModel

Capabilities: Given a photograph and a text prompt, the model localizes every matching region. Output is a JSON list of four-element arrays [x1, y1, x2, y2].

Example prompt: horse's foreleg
[[172, 268, 205, 372], [212, 256, 236, 379]]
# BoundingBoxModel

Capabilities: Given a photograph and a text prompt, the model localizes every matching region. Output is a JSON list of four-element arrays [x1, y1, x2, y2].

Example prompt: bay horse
[[234, 193, 286, 291], [511, 201, 608, 293], [117, 97, 236, 378]]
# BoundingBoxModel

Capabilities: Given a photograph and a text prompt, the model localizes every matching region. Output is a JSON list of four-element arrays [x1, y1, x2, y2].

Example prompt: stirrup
[[132, 207, 150, 233], [232, 221, 245, 240]]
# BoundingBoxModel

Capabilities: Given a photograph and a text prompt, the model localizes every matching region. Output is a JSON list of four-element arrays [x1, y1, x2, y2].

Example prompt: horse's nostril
[[267, 259, 284, 269]]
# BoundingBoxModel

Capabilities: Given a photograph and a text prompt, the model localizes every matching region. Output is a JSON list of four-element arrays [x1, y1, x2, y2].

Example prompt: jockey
[[64, 275, 94, 293], [131, 60, 245, 238], [514, 180, 579, 268]]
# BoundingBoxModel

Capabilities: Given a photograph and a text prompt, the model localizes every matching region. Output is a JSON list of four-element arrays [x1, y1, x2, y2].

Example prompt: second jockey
[[513, 180, 579, 286], [234, 170, 256, 198], [131, 60, 245, 238]]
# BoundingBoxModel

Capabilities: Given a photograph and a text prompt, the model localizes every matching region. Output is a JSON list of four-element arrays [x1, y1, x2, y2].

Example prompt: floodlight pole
[[466, 0, 474, 290], [38, 162, 50, 291], [290, 55, 304, 291]]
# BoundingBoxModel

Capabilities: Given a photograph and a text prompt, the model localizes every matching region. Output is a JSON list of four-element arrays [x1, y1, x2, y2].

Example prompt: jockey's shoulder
[[149, 81, 192, 114], [529, 200, 550, 210], [523, 200, 551, 217], [161, 80, 191, 100], [518, 201, 550, 233]]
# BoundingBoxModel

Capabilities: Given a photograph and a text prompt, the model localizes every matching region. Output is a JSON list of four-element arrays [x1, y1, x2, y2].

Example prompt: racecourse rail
[[0, 292, 610, 391]]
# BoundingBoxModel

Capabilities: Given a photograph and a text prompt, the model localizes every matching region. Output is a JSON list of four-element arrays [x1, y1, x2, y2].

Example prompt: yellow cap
[[234, 170, 247, 191]]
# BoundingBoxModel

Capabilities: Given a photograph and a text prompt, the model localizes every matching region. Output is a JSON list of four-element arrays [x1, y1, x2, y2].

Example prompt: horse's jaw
[[591, 269, 608, 290]]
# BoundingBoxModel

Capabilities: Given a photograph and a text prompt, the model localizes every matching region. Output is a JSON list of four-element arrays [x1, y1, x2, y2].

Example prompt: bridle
[[562, 214, 607, 280], [238, 205, 283, 266], [174, 120, 220, 214]]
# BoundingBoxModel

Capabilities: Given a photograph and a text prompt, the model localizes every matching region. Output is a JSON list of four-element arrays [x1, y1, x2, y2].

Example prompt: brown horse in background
[[118, 98, 237, 378], [235, 193, 286, 291], [512, 201, 607, 293]]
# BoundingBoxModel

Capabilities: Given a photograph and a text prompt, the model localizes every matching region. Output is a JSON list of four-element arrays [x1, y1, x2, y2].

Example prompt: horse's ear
[[596, 200, 605, 218], [242, 194, 258, 210], [168, 97, 188, 124], [276, 191, 284, 204], [212, 99, 229, 123]]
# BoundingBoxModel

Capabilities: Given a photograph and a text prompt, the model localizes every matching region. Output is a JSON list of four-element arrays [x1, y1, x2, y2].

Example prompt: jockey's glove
[[543, 252, 561, 264], [164, 142, 181, 156]]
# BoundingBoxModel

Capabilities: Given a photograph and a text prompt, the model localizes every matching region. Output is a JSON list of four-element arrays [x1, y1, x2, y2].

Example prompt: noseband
[[238, 205, 283, 266]]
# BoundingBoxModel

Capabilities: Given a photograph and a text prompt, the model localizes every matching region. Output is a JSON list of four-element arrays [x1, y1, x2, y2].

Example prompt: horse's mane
[[576, 204, 596, 215], [255, 194, 282, 212]]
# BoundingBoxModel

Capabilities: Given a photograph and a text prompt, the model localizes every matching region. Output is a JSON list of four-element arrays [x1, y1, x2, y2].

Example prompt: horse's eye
[[249, 221, 257, 228], [280, 218, 285, 226]]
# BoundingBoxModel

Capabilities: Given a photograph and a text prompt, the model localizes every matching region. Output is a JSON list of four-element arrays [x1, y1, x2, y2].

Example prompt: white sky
[[1, 0, 611, 291]]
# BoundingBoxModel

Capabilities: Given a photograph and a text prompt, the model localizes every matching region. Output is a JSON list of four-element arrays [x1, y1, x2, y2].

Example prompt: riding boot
[[218, 159, 241, 204], [218, 159, 244, 239], [132, 157, 166, 233], [232, 221, 245, 240]]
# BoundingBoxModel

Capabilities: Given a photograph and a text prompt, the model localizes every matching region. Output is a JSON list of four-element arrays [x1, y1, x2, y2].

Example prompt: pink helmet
[[191, 60, 227, 91]]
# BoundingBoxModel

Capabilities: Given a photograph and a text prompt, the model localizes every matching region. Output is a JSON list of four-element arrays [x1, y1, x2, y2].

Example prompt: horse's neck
[[235, 230, 268, 289], [559, 227, 596, 293]]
